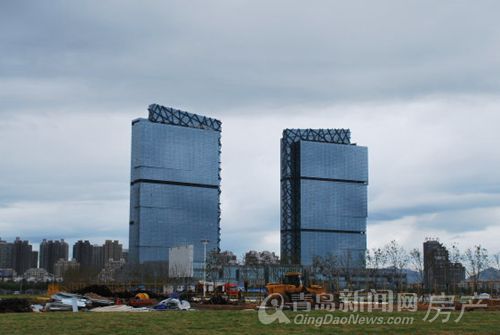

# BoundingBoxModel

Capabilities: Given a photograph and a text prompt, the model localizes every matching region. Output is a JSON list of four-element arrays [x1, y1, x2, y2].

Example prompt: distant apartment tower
[[423, 240, 465, 292], [280, 129, 368, 266], [0, 238, 13, 269], [92, 245, 104, 270], [103, 240, 123, 263], [129, 104, 221, 270], [12, 237, 38, 274], [31, 251, 38, 268], [39, 239, 69, 274], [122, 249, 129, 263], [73, 240, 93, 268]]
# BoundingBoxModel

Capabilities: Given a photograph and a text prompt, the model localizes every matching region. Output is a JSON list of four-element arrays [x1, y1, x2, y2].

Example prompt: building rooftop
[[282, 128, 351, 145], [147, 103, 221, 132]]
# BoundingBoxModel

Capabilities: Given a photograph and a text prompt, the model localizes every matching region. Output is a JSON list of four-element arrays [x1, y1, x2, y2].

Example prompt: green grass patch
[[0, 310, 498, 335]]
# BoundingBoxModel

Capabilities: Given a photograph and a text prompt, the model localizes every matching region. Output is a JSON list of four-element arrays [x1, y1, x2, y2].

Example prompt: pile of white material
[[91, 305, 150, 312], [51, 292, 90, 308]]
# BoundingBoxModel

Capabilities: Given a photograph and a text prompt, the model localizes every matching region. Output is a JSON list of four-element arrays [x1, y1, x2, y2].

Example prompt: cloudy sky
[[1, 1, 500, 258]]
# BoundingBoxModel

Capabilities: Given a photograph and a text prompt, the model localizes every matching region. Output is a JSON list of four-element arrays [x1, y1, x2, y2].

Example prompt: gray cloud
[[1, 1, 500, 114]]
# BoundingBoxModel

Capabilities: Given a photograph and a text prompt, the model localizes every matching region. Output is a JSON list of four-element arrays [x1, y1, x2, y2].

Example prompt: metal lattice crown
[[282, 128, 351, 145], [148, 104, 221, 132]]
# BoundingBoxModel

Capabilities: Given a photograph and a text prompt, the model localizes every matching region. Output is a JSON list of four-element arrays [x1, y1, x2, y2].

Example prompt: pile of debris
[[152, 298, 191, 311], [44, 292, 91, 312], [26, 291, 192, 313], [83, 292, 114, 307], [75, 285, 114, 298], [1, 283, 193, 313]]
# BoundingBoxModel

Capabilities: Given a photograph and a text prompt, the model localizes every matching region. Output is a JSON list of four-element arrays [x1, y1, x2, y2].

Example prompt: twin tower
[[129, 104, 368, 270]]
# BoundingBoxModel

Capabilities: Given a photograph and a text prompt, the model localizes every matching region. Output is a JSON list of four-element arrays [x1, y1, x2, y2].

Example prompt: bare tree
[[206, 250, 227, 282], [241, 251, 264, 290], [383, 240, 409, 291], [338, 250, 354, 290], [464, 245, 489, 293], [409, 248, 424, 292], [447, 243, 463, 294], [449, 243, 462, 264], [312, 255, 328, 283], [312, 253, 339, 291], [364, 250, 372, 290], [366, 248, 387, 290], [366, 248, 387, 289]]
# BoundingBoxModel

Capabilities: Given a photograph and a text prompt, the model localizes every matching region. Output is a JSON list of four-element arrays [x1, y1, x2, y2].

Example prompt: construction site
[[1, 272, 500, 335]]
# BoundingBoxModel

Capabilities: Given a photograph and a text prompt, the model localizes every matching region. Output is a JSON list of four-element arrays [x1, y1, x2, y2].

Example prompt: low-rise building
[[23, 268, 53, 282], [0, 268, 16, 281], [54, 259, 80, 279], [98, 258, 126, 283]]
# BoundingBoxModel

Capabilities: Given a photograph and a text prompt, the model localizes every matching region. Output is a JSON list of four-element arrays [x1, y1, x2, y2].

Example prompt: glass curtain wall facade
[[129, 104, 221, 273], [280, 129, 368, 267]]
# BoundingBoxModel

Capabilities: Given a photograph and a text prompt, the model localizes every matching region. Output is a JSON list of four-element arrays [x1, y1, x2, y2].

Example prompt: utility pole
[[201, 239, 209, 298]]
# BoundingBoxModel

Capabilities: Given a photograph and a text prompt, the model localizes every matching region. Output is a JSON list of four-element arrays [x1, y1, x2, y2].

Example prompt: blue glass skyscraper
[[280, 129, 368, 267], [129, 104, 221, 271]]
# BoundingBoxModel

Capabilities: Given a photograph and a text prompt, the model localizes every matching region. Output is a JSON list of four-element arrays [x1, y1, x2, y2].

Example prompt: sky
[[1, 1, 500, 259]]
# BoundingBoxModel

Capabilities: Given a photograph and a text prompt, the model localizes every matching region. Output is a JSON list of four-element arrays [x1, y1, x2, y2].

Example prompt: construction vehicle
[[129, 293, 156, 307], [265, 272, 326, 304], [222, 283, 240, 300]]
